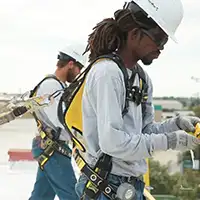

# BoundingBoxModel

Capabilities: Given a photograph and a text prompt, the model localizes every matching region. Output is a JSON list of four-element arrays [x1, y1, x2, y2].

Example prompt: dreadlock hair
[[83, 9, 139, 62]]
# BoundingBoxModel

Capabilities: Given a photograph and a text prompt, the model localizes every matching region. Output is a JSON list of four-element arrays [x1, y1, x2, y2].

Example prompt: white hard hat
[[58, 44, 86, 67], [126, 0, 184, 42]]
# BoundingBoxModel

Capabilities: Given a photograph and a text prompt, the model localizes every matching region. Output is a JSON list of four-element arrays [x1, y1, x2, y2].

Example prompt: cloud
[[0, 0, 200, 97]]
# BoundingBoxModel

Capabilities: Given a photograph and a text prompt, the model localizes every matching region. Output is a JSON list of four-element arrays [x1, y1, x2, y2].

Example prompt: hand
[[175, 116, 200, 133], [165, 130, 200, 151]]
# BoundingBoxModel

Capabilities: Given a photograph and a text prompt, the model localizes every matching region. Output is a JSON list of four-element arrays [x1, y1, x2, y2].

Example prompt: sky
[[0, 0, 200, 97]]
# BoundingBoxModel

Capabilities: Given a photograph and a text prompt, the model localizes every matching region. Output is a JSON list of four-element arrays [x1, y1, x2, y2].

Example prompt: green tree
[[172, 170, 200, 200], [149, 159, 176, 195], [192, 105, 200, 117], [149, 158, 200, 199], [179, 147, 200, 162]]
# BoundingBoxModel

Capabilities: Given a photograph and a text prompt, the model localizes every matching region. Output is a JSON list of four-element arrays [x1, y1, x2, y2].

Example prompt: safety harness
[[57, 53, 149, 199], [30, 75, 72, 170]]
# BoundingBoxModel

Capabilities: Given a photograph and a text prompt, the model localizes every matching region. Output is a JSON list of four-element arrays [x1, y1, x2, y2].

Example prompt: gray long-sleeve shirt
[[34, 77, 70, 141], [82, 59, 179, 177]]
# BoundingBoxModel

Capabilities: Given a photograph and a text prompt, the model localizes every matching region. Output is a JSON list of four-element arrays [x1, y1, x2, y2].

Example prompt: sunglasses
[[124, 1, 168, 48], [141, 28, 168, 49]]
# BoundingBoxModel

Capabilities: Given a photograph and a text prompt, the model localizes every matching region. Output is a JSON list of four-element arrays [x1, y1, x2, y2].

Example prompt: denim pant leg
[[43, 151, 79, 200], [29, 138, 55, 200], [134, 178, 146, 200], [29, 167, 56, 200], [31, 137, 78, 200], [76, 174, 146, 200], [31, 137, 44, 159]]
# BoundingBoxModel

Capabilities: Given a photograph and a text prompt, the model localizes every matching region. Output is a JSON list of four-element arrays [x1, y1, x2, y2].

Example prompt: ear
[[129, 28, 142, 42], [68, 60, 74, 69]]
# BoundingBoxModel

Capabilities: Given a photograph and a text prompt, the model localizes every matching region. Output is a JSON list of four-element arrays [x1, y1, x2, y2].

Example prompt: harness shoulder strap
[[124, 63, 148, 117], [135, 64, 146, 83], [57, 53, 129, 130], [30, 75, 65, 129], [97, 54, 130, 116], [135, 64, 148, 116], [30, 75, 65, 98]]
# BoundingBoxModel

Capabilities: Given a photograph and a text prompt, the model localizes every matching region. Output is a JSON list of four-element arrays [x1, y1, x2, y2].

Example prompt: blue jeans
[[29, 137, 78, 200], [76, 174, 146, 200]]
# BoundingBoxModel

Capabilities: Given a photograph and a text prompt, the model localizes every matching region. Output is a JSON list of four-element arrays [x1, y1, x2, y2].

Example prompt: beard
[[141, 56, 153, 65], [66, 69, 76, 83], [141, 51, 160, 65]]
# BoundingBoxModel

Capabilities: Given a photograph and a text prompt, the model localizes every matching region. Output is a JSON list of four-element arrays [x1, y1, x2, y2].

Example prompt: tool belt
[[36, 123, 72, 170], [74, 148, 143, 200], [73, 148, 118, 199]]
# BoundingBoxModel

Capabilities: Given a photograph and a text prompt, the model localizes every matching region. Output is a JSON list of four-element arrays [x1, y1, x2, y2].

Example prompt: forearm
[[142, 102, 180, 134], [143, 118, 180, 134], [99, 126, 168, 162]]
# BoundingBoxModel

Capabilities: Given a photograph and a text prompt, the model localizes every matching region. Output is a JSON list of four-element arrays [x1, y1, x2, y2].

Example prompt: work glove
[[165, 130, 200, 151], [175, 116, 200, 133]]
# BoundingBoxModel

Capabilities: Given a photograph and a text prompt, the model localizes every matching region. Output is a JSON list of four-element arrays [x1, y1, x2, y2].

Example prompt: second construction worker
[[29, 44, 86, 200]]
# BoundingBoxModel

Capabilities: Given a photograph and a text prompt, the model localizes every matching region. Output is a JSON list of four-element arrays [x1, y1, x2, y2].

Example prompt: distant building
[[174, 110, 195, 116], [153, 99, 195, 120], [154, 104, 162, 122], [161, 111, 195, 120], [153, 99, 183, 111]]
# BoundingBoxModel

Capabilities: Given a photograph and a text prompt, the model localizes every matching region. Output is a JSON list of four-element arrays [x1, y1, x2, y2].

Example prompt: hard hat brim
[[145, 12, 178, 43], [130, 1, 179, 43], [154, 18, 178, 43]]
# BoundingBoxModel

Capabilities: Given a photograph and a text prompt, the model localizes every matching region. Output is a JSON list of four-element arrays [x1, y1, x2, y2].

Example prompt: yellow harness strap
[[65, 58, 107, 134]]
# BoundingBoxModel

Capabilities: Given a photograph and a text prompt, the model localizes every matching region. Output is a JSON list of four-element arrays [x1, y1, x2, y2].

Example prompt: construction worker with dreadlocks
[[75, 1, 200, 200], [29, 44, 86, 200]]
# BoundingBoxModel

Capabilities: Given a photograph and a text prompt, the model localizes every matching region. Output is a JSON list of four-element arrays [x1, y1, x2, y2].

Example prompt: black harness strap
[[30, 75, 64, 98], [30, 75, 64, 126]]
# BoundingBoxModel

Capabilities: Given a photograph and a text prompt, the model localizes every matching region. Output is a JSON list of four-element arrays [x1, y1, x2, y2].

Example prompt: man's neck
[[55, 69, 66, 83], [117, 49, 138, 69]]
